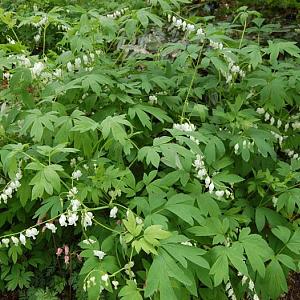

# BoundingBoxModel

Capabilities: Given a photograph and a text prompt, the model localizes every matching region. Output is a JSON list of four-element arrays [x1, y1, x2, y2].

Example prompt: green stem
[[11, 28, 20, 43], [180, 44, 204, 123], [43, 24, 48, 56], [239, 20, 247, 49]]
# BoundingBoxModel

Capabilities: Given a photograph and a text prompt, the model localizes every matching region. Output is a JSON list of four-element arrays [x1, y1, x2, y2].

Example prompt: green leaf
[[238, 228, 273, 277], [164, 194, 200, 225], [144, 225, 171, 246], [271, 226, 291, 244], [144, 255, 177, 300], [287, 229, 300, 254], [119, 281, 142, 300], [209, 250, 229, 286], [263, 258, 288, 299], [162, 243, 209, 269]]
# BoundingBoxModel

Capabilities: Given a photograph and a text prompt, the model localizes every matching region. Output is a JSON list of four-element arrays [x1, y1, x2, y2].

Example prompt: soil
[[281, 273, 300, 300]]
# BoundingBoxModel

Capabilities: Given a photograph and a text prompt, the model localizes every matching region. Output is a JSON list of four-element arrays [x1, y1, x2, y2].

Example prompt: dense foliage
[[0, 1, 300, 299]]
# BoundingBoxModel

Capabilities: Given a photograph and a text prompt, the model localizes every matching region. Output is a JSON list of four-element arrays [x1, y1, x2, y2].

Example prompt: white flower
[[25, 228, 39, 240], [19, 233, 26, 246], [83, 55, 89, 65], [149, 95, 157, 105], [11, 236, 19, 246], [31, 62, 44, 77], [196, 28, 204, 36], [193, 155, 204, 169], [101, 273, 109, 285], [173, 122, 196, 132], [215, 190, 224, 198], [181, 241, 193, 246], [272, 196, 278, 207], [186, 24, 195, 32], [241, 275, 248, 285], [197, 168, 207, 179], [59, 214, 68, 227], [242, 140, 247, 149], [71, 199, 81, 211], [112, 280, 119, 289], [270, 117, 275, 125], [1, 193, 8, 203], [239, 70, 246, 78], [67, 62, 74, 72], [277, 119, 282, 128], [225, 282, 231, 291], [3, 72, 10, 80], [253, 294, 260, 300], [90, 53, 95, 61], [208, 182, 215, 193], [228, 288, 234, 297], [72, 170, 82, 180], [234, 143, 239, 154], [82, 212, 94, 229], [83, 238, 96, 245], [5, 187, 13, 197], [68, 213, 79, 226], [175, 19, 182, 28], [226, 74, 233, 84], [285, 123, 290, 131], [205, 176, 211, 187], [45, 223, 57, 233], [70, 158, 76, 167], [264, 112, 270, 121], [68, 187, 78, 198], [93, 250, 106, 260], [34, 34, 41, 42], [7, 37, 16, 44], [53, 68, 62, 78], [109, 206, 118, 218], [231, 65, 240, 73], [2, 238, 10, 247], [136, 217, 143, 225], [248, 279, 255, 291], [74, 57, 81, 69]]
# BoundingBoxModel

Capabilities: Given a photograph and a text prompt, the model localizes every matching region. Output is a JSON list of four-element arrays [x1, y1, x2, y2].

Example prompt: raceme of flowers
[[0, 169, 22, 204]]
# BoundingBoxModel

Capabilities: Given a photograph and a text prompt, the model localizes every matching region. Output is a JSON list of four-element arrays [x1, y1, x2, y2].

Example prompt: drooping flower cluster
[[168, 15, 195, 33], [225, 281, 237, 300], [284, 149, 300, 160], [234, 140, 255, 155], [209, 39, 224, 50], [106, 7, 128, 19], [1, 227, 39, 248], [148, 95, 158, 105], [173, 122, 199, 144], [193, 154, 233, 199], [108, 189, 122, 201], [32, 14, 48, 43], [238, 273, 260, 300], [256, 108, 289, 146], [59, 187, 81, 227], [0, 169, 22, 204], [173, 122, 196, 132], [223, 55, 246, 84], [66, 52, 97, 74], [124, 261, 135, 277], [31, 62, 45, 78]]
